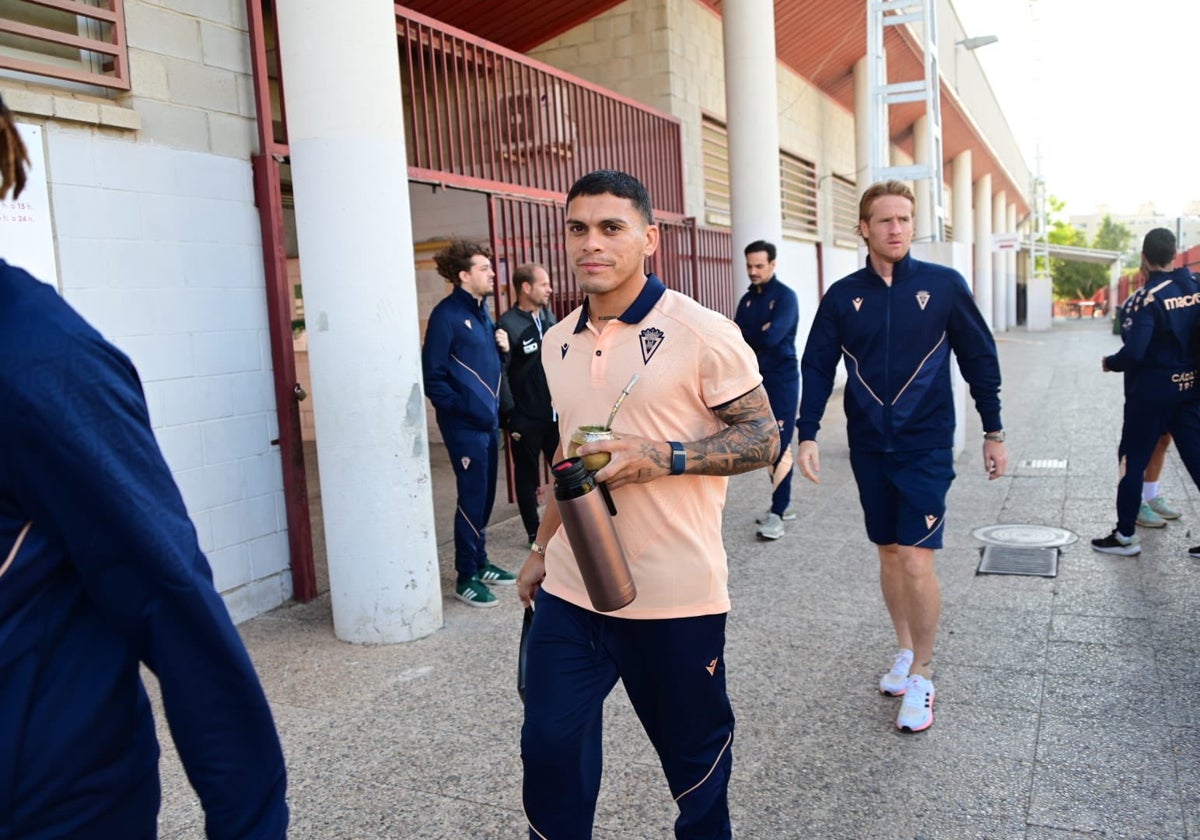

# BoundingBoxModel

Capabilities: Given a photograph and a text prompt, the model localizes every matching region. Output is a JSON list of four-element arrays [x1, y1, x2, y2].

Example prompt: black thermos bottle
[[552, 457, 636, 612]]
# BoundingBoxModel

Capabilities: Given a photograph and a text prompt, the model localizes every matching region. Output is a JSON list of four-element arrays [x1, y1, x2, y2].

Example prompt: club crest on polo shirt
[[464, 319, 473, 330], [640, 327, 664, 364], [852, 297, 864, 312], [916, 290, 931, 311]]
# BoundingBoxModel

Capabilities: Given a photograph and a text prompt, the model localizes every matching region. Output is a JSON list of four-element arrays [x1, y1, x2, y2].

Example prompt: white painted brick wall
[[45, 128, 290, 623]]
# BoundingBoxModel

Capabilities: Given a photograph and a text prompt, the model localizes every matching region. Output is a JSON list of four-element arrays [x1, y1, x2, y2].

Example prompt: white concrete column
[[952, 151, 973, 249], [276, 0, 441, 643], [973, 174, 993, 330], [1006, 203, 1018, 326], [992, 189, 1008, 331], [913, 115, 934, 241], [723, 0, 783, 292], [853, 56, 871, 196]]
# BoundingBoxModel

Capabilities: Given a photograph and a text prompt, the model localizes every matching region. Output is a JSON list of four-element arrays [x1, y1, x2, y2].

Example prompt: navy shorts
[[849, 448, 955, 548]]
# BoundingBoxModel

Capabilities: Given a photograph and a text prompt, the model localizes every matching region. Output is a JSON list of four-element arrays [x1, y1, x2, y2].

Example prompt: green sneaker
[[477, 563, 516, 586], [1136, 501, 1167, 528], [455, 578, 499, 607], [1147, 495, 1181, 520]]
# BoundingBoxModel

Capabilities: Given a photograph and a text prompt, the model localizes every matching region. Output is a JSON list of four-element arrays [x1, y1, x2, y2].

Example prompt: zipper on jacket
[[884, 280, 893, 452]]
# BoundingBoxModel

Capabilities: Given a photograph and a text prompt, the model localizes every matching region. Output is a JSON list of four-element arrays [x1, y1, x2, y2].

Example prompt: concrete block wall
[[0, 0, 289, 624], [43, 125, 288, 622], [45, 126, 289, 623]]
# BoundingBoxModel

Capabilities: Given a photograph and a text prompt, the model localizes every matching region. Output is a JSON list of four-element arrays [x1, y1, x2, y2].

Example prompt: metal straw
[[603, 374, 640, 430]]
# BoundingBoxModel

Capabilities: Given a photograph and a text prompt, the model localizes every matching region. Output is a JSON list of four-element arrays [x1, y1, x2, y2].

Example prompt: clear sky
[[952, 0, 1200, 219]]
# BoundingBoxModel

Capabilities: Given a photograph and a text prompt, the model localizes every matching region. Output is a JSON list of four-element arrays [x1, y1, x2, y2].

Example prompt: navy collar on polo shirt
[[573, 273, 667, 333]]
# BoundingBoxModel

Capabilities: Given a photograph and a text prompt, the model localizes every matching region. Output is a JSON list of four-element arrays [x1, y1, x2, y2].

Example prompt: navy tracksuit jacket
[[798, 252, 1003, 452], [734, 276, 799, 515], [421, 286, 504, 581], [0, 261, 287, 837], [1105, 267, 1200, 535]]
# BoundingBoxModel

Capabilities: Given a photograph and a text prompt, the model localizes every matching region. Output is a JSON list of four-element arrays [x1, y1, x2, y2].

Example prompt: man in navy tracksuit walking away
[[734, 240, 800, 541], [422, 239, 517, 607], [1092, 227, 1200, 557], [796, 180, 1007, 733]]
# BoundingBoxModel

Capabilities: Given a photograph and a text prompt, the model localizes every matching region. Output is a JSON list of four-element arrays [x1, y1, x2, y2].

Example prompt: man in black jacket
[[499, 263, 558, 545]]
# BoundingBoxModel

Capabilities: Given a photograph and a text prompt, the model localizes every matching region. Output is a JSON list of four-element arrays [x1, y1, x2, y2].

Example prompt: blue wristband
[[668, 441, 686, 475]]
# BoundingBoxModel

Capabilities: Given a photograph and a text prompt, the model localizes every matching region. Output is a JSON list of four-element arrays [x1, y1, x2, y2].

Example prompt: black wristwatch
[[983, 430, 1006, 443]]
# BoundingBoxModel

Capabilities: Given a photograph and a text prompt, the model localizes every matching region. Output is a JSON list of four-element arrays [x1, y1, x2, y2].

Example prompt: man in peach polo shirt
[[516, 170, 779, 839]]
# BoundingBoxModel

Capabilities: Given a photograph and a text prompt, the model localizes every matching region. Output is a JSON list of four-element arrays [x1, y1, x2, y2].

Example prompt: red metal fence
[[396, 4, 685, 215], [488, 197, 734, 320]]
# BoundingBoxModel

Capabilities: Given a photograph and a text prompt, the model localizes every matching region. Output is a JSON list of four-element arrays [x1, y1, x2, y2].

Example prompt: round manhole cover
[[970, 524, 1078, 547]]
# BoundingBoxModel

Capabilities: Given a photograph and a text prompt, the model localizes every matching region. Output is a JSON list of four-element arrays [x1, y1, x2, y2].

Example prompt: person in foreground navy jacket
[[796, 179, 1006, 734], [1093, 227, 1200, 556], [0, 97, 286, 838], [422, 238, 516, 607]]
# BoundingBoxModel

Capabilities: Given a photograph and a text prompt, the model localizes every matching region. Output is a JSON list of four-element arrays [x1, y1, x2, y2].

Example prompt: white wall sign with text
[[0, 123, 58, 287], [992, 232, 1020, 252]]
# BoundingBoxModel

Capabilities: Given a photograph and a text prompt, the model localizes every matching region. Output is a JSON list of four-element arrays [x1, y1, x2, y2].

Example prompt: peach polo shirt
[[541, 275, 762, 619]]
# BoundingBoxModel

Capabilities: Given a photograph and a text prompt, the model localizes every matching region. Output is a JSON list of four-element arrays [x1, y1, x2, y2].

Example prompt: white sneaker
[[879, 648, 914, 696], [756, 513, 785, 540], [896, 674, 935, 732], [755, 506, 796, 524]]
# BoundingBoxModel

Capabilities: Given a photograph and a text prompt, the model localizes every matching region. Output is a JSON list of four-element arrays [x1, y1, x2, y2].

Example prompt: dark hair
[[566, 169, 653, 226], [512, 262, 545, 292], [1142, 227, 1177, 268], [743, 240, 776, 261], [433, 238, 491, 285], [858, 180, 915, 223], [0, 96, 29, 201]]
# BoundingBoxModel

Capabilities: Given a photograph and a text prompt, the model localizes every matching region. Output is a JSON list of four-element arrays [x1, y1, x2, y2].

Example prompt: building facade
[[0, 0, 1031, 637]]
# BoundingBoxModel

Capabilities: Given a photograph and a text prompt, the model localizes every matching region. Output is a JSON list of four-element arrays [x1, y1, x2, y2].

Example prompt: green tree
[[1050, 205, 1132, 301]]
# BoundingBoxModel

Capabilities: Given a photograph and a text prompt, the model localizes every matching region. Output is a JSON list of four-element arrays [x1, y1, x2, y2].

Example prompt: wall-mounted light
[[956, 35, 999, 51]]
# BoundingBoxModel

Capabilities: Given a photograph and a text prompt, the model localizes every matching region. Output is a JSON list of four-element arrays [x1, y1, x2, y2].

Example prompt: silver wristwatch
[[983, 430, 1006, 443]]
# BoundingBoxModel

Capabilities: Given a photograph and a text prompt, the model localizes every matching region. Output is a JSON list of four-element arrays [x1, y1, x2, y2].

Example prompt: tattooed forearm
[[678, 385, 780, 476]]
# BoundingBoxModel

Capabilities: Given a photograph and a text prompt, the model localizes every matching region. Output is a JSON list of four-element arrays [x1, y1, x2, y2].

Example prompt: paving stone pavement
[[156, 317, 1200, 839]]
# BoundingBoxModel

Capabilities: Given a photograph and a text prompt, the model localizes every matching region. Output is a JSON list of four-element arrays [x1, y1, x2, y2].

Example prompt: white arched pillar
[[992, 189, 1008, 331], [913, 115, 934, 241], [974, 175, 994, 330], [723, 0, 783, 291], [1006, 203, 1018, 326], [952, 151, 973, 284], [854, 56, 871, 196], [276, 0, 441, 642]]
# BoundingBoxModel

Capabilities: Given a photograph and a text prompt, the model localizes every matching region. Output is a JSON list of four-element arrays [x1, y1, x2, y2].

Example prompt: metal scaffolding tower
[[1029, 166, 1051, 300], [1027, 0, 1051, 311], [867, 0, 946, 241]]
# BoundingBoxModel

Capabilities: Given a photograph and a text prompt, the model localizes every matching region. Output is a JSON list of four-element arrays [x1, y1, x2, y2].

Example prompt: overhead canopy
[[396, 0, 1029, 214], [1048, 244, 1124, 265]]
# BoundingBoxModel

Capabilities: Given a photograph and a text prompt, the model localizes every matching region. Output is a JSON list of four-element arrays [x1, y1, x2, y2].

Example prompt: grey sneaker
[[1136, 502, 1166, 528], [756, 512, 785, 540], [879, 649, 914, 696], [1147, 495, 1181, 520], [755, 506, 796, 524]]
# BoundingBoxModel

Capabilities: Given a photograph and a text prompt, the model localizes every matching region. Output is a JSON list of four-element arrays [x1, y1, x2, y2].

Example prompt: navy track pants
[[441, 425, 498, 583], [766, 376, 798, 515], [1116, 399, 1200, 535], [521, 591, 734, 839]]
